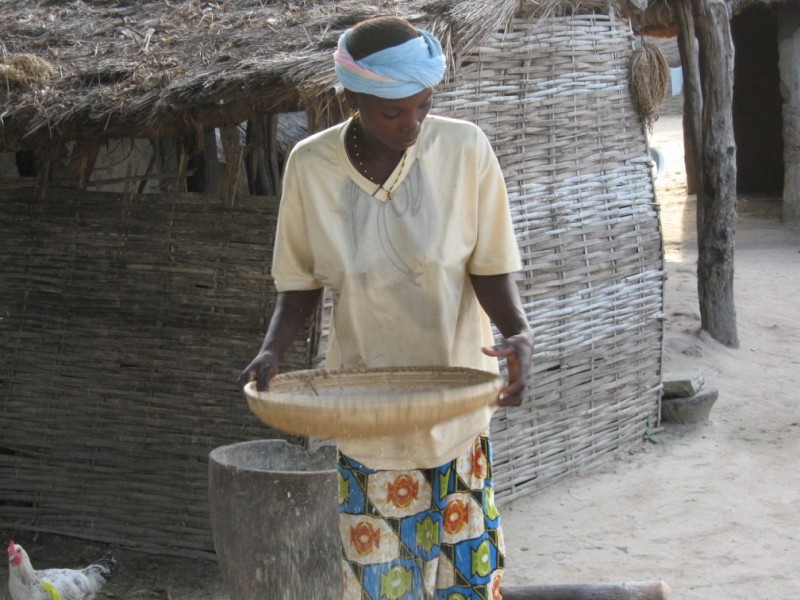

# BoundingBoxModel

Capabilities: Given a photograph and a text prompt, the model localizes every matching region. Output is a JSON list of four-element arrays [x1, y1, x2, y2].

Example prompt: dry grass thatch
[[629, 38, 669, 130], [0, 53, 56, 87], [627, 0, 784, 36], [0, 0, 611, 151]]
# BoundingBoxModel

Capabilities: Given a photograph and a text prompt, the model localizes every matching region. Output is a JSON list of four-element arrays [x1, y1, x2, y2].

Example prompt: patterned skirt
[[337, 433, 505, 600]]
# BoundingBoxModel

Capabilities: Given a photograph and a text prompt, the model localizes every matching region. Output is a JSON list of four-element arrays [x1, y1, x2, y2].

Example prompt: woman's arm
[[237, 288, 324, 391], [470, 273, 534, 407]]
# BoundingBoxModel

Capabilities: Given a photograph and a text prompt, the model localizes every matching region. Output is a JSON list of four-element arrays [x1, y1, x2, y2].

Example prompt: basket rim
[[243, 366, 504, 438]]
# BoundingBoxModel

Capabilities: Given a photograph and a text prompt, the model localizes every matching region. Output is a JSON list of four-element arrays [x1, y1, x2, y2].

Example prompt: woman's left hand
[[482, 330, 534, 407]]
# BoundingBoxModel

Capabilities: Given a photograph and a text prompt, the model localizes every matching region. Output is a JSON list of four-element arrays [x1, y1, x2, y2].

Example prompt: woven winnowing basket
[[245, 367, 503, 438], [316, 13, 664, 501]]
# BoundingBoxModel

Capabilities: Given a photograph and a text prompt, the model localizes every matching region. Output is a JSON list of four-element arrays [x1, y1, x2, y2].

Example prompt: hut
[[632, 0, 800, 223], [624, 0, 800, 352], [0, 0, 665, 557]]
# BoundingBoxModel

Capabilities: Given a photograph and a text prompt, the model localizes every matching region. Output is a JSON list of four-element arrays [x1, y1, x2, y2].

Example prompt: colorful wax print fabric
[[338, 433, 504, 600]]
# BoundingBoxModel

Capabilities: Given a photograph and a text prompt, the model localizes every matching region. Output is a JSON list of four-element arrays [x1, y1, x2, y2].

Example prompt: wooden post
[[64, 143, 100, 190], [674, 0, 703, 195], [217, 125, 247, 204], [778, 3, 800, 223], [501, 580, 671, 600], [156, 138, 178, 192], [203, 128, 220, 195], [691, 0, 739, 348], [245, 115, 280, 196], [267, 113, 281, 193]]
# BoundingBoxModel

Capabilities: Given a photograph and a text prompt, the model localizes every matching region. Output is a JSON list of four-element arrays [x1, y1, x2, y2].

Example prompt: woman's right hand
[[237, 288, 323, 392], [237, 350, 280, 392]]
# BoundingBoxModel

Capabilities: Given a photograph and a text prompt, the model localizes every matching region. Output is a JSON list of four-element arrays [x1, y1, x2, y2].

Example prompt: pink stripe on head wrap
[[333, 28, 446, 99], [333, 46, 395, 82]]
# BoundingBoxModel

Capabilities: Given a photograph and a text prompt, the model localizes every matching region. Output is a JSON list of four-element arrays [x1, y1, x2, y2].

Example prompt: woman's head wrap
[[333, 28, 446, 99]]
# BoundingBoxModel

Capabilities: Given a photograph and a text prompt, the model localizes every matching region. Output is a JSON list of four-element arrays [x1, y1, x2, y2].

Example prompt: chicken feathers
[[8, 539, 117, 600]]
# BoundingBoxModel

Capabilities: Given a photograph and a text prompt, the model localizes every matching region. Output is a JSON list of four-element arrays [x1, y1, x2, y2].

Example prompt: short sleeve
[[271, 149, 324, 291], [467, 129, 522, 275]]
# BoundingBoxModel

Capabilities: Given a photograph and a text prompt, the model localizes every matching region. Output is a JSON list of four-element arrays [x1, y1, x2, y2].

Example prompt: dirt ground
[[4, 101, 799, 599], [501, 110, 800, 598]]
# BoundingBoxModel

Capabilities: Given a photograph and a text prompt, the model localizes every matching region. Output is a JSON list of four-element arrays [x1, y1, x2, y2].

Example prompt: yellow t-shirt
[[272, 114, 522, 469]]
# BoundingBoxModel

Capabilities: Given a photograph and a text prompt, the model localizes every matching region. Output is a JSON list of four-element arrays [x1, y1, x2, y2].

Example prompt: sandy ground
[[4, 108, 799, 599], [501, 112, 800, 598]]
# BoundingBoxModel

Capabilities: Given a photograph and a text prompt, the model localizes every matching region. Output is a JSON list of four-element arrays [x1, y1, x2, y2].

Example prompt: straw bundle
[[629, 39, 670, 131], [0, 54, 55, 88]]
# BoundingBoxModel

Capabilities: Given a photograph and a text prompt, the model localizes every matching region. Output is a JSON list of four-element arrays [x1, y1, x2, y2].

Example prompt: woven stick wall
[[0, 6, 664, 556], [0, 184, 306, 557], [441, 12, 664, 500]]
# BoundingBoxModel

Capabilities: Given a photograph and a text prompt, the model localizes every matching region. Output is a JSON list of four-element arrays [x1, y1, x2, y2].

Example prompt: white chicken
[[7, 540, 117, 600]]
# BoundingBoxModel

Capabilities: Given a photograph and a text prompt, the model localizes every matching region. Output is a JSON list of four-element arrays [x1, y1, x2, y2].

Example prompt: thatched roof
[[0, 0, 618, 152], [625, 0, 785, 37]]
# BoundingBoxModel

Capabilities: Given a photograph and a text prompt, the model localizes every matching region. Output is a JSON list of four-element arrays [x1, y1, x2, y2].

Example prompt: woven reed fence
[[0, 184, 306, 557], [443, 12, 664, 500], [0, 9, 663, 555]]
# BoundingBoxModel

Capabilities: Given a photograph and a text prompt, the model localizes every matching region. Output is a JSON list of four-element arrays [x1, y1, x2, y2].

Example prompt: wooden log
[[66, 143, 100, 190], [692, 0, 739, 348], [674, 0, 703, 196], [267, 113, 280, 193], [501, 580, 671, 600], [203, 128, 220, 195], [245, 115, 278, 196], [85, 169, 197, 188], [778, 3, 800, 223]]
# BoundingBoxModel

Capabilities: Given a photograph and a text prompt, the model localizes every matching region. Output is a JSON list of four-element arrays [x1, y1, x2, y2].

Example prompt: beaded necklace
[[348, 116, 407, 200]]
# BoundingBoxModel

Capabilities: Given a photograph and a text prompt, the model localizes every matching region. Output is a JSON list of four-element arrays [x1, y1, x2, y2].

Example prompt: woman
[[239, 15, 533, 599]]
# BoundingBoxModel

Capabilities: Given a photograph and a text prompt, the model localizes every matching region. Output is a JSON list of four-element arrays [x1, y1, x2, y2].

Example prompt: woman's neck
[[347, 118, 405, 186]]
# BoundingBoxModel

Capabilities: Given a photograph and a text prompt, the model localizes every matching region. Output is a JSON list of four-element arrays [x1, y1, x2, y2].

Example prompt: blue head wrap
[[333, 28, 446, 99]]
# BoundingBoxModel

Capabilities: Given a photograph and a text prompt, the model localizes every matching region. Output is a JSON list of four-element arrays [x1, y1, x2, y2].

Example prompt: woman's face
[[347, 88, 433, 154]]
